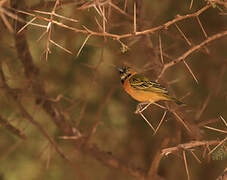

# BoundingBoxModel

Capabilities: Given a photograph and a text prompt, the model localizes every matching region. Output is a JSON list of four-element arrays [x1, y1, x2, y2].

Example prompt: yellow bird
[[117, 66, 183, 111]]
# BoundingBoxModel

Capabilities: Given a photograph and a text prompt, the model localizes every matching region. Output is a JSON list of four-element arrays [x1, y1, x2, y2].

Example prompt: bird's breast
[[123, 79, 168, 103]]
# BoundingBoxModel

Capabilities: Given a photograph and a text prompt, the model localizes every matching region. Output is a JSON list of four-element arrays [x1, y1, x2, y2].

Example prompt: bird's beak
[[116, 66, 123, 73]]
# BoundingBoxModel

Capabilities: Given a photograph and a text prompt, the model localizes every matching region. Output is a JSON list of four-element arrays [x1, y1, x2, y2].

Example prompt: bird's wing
[[129, 74, 168, 94]]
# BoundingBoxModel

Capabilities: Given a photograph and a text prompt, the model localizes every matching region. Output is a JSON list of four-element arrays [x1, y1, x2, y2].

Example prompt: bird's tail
[[168, 96, 184, 105]]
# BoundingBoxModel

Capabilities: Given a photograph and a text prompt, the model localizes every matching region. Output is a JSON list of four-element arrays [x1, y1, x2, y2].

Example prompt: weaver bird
[[117, 66, 183, 113]]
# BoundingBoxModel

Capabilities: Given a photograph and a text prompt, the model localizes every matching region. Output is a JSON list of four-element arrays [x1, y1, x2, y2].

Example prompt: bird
[[117, 66, 183, 113]]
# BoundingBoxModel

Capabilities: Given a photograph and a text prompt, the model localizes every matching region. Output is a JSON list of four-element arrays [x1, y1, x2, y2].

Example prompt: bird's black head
[[117, 66, 134, 84]]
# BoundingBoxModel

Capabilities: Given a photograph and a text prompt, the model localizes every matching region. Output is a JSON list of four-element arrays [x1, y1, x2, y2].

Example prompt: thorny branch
[[0, 115, 26, 140], [0, 1, 149, 178], [11, 0, 74, 135], [161, 140, 220, 156], [0, 0, 226, 179], [158, 30, 227, 79], [0, 62, 71, 164], [8, 4, 212, 40]]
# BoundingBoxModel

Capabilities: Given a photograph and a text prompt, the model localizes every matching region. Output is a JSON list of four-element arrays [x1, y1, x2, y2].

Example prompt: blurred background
[[0, 0, 226, 180]]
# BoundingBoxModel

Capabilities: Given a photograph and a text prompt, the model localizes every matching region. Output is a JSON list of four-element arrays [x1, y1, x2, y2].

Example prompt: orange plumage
[[118, 66, 183, 105]]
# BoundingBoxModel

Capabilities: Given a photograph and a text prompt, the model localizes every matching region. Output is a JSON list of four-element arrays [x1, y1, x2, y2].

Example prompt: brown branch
[[0, 63, 71, 164], [0, 0, 13, 32], [33, 9, 78, 23], [76, 34, 92, 57], [183, 60, 199, 84], [0, 115, 26, 140], [203, 125, 227, 134], [7, 4, 211, 41], [159, 33, 164, 64], [133, 1, 137, 34], [86, 88, 115, 143], [108, 1, 131, 19], [11, 0, 73, 135], [183, 150, 190, 180], [81, 143, 146, 180], [190, 150, 202, 163], [161, 140, 219, 156], [171, 111, 192, 134], [196, 93, 212, 120], [4, 1, 226, 179], [220, 116, 227, 128], [216, 168, 227, 180], [189, 0, 194, 9], [175, 23, 192, 46], [208, 137, 227, 155], [116, 4, 211, 39], [31, 0, 83, 10], [147, 138, 170, 179], [153, 110, 167, 135], [138, 111, 156, 131], [196, 16, 208, 38], [43, 0, 59, 60], [158, 30, 227, 79]]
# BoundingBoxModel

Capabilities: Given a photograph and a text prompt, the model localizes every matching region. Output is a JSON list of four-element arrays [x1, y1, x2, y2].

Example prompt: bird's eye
[[119, 67, 126, 74]]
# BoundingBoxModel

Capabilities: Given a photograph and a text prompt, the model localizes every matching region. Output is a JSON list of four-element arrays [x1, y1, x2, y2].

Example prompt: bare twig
[[161, 140, 219, 156], [0, 64, 71, 164], [190, 150, 202, 163], [203, 125, 227, 134], [1, 7, 46, 28], [124, 0, 128, 11], [76, 34, 92, 57], [102, 6, 106, 35], [0, 115, 26, 140], [189, 0, 194, 9], [216, 168, 227, 180], [147, 138, 170, 178], [133, 1, 136, 34], [139, 112, 155, 131], [196, 16, 208, 38], [86, 88, 114, 142], [153, 102, 168, 110], [44, 0, 60, 60], [154, 110, 167, 135], [0, 0, 13, 32], [0, 141, 23, 161], [208, 137, 227, 155], [175, 23, 192, 46], [196, 93, 212, 120], [33, 9, 78, 23], [50, 39, 73, 55], [81, 143, 146, 179], [3, 1, 226, 179], [17, 17, 37, 34], [183, 150, 190, 180], [158, 30, 227, 79], [159, 33, 164, 64], [183, 60, 199, 84], [220, 116, 227, 127], [172, 111, 192, 133], [8, 4, 212, 40], [12, 0, 74, 135], [108, 1, 131, 19]]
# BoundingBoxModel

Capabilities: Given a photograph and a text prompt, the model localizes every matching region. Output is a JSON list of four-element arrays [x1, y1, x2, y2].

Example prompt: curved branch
[[11, 0, 73, 135], [158, 30, 227, 79], [8, 4, 211, 40]]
